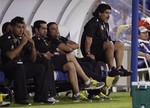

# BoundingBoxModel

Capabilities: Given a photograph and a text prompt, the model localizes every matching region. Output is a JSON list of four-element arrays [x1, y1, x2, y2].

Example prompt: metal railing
[[139, 4, 150, 17]]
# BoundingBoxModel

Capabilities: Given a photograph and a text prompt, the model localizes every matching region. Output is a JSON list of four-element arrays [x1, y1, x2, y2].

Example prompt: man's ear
[[98, 12, 101, 17], [10, 25, 13, 32], [35, 28, 38, 33]]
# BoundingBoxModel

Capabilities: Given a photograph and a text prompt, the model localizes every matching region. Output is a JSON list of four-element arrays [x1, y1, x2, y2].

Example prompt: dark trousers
[[2, 61, 49, 102], [77, 59, 105, 96], [36, 57, 56, 97]]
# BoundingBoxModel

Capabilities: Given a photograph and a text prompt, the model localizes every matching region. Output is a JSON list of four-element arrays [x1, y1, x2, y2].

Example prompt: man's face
[[11, 23, 24, 37], [99, 9, 111, 23], [36, 23, 47, 37], [48, 24, 60, 38], [139, 32, 149, 40]]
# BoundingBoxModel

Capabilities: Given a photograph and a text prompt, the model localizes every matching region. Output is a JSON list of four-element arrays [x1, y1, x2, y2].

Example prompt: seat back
[[54, 70, 68, 81], [138, 56, 150, 81]]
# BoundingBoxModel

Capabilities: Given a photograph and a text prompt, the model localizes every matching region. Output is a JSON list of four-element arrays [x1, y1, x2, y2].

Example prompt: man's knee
[[64, 62, 76, 72], [103, 41, 114, 50], [35, 64, 46, 75], [115, 41, 124, 47], [15, 65, 25, 73], [12, 65, 26, 80], [66, 54, 76, 61], [68, 62, 75, 69], [115, 41, 124, 48]]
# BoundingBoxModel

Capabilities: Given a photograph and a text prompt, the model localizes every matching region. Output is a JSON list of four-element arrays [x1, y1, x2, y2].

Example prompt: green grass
[[7, 92, 132, 108]]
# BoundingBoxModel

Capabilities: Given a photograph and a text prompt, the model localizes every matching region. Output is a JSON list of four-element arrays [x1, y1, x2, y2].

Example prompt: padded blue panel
[[54, 71, 68, 81]]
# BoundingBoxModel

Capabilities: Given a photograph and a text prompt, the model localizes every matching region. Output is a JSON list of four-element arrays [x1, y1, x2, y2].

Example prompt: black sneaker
[[88, 95, 104, 101], [73, 96, 92, 102], [34, 99, 55, 104], [73, 94, 92, 102], [108, 67, 122, 77], [101, 96, 112, 100], [118, 66, 132, 76], [15, 100, 31, 105], [0, 101, 10, 107], [47, 97, 59, 103], [99, 92, 112, 100]]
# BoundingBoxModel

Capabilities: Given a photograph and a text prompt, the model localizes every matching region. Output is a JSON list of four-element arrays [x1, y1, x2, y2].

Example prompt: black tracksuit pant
[[2, 61, 49, 102], [36, 57, 56, 97]]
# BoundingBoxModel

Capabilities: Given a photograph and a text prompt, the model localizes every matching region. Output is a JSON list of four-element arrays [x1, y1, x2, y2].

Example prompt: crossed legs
[[66, 54, 90, 81]]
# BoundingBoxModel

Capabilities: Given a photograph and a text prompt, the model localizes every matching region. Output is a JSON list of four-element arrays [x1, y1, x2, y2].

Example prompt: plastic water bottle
[[141, 105, 145, 108]]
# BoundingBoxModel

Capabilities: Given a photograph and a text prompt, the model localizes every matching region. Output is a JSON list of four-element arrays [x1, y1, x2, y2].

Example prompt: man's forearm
[[85, 36, 92, 53], [6, 42, 25, 60], [30, 45, 36, 62]]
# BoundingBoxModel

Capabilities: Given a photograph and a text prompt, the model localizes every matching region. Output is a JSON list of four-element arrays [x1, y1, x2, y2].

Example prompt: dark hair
[[33, 20, 47, 34], [33, 20, 47, 29], [93, 4, 111, 17], [47, 22, 57, 35], [138, 29, 140, 35], [10, 16, 24, 26], [2, 22, 11, 34]]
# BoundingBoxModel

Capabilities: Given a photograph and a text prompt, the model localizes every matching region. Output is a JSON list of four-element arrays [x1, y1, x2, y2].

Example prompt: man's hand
[[23, 29, 35, 46], [21, 33, 28, 46], [87, 54, 95, 60], [43, 52, 54, 59]]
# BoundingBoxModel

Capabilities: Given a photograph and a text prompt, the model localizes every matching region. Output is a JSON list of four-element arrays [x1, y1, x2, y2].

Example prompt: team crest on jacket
[[11, 45, 14, 49], [101, 25, 104, 30]]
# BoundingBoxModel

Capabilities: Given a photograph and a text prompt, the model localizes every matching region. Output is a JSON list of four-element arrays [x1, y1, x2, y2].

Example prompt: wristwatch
[[86, 52, 91, 56]]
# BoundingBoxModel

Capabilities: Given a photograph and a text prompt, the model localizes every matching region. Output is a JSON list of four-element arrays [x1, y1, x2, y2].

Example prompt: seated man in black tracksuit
[[46, 22, 104, 80], [81, 4, 132, 77], [47, 22, 79, 54], [46, 22, 120, 100], [0, 16, 54, 105], [32, 20, 105, 102]]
